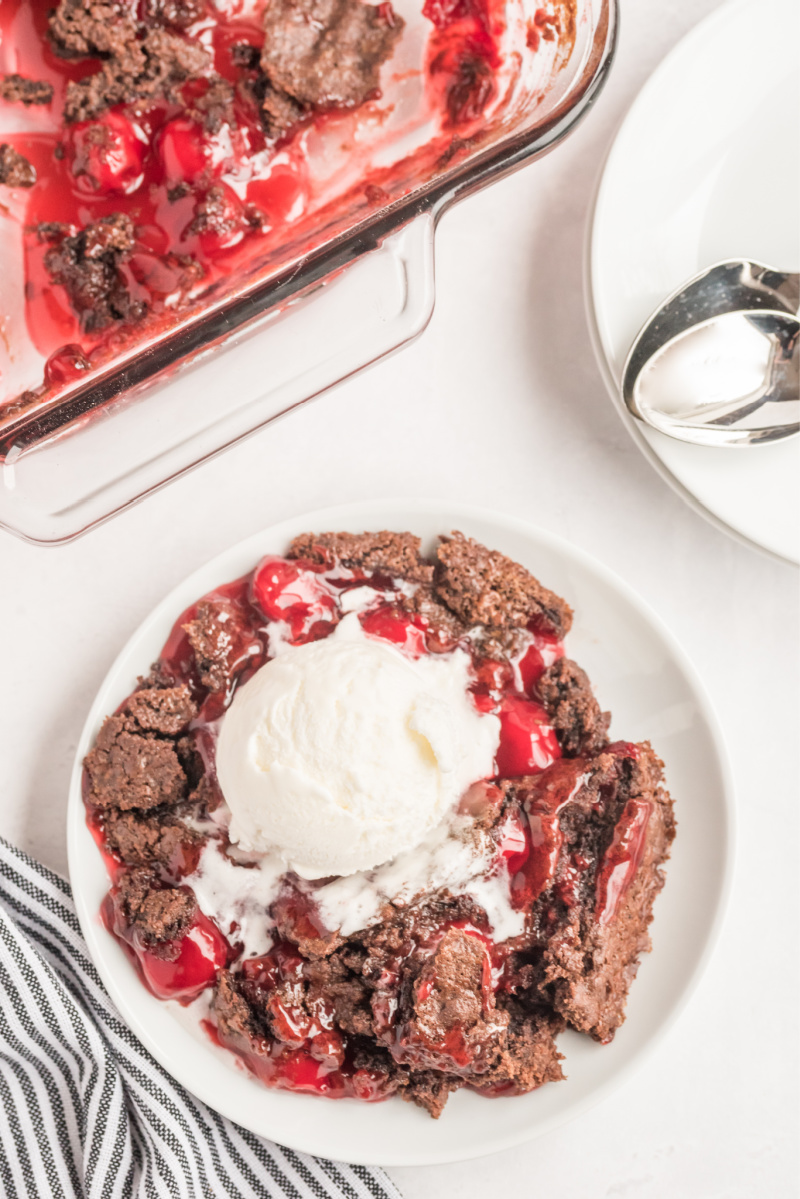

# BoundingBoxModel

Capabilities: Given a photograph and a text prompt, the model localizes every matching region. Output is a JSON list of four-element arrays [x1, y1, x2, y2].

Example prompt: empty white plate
[[67, 500, 734, 1164], [588, 0, 800, 564]]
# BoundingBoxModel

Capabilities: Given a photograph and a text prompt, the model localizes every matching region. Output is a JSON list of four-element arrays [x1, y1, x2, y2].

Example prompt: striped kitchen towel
[[0, 837, 402, 1199]]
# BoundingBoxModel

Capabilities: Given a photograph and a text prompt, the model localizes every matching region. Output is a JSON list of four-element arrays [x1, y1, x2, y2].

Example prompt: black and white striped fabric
[[0, 838, 403, 1199]]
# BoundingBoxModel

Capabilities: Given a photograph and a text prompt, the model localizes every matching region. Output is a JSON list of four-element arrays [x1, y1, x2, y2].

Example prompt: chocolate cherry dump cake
[[83, 531, 675, 1118]]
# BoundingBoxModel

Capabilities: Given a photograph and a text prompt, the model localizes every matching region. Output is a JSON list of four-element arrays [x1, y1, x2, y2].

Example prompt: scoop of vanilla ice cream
[[215, 613, 500, 878]]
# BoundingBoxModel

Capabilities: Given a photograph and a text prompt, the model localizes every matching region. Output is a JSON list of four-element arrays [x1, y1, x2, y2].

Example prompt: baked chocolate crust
[[125, 685, 197, 735], [435, 531, 574, 641], [288, 529, 434, 582], [85, 719, 187, 811]]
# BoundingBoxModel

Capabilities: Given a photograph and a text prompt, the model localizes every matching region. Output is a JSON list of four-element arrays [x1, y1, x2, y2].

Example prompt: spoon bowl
[[622, 260, 799, 447]]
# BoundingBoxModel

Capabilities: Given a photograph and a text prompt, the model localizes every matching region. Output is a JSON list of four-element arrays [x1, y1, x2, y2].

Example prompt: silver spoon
[[621, 259, 799, 446]]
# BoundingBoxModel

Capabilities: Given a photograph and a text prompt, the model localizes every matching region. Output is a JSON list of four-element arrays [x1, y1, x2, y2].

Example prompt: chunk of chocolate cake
[[49, 0, 212, 121], [187, 183, 262, 240], [0, 74, 54, 105], [0, 144, 36, 188], [140, 0, 207, 29], [469, 999, 566, 1097], [435, 531, 573, 642], [40, 213, 145, 333], [115, 869, 197, 943], [104, 808, 204, 870], [400, 1070, 461, 1119], [288, 528, 433, 582], [125, 685, 197, 735], [183, 598, 262, 693], [391, 927, 510, 1074], [214, 970, 267, 1054], [66, 28, 211, 122], [259, 0, 404, 135], [259, 85, 304, 139], [85, 718, 188, 811], [538, 657, 610, 757], [49, 0, 134, 59]]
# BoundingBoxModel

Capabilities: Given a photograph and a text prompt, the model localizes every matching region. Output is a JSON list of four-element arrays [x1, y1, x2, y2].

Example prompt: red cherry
[[515, 642, 545, 693], [470, 656, 514, 699], [510, 805, 562, 911], [507, 760, 592, 910], [134, 910, 231, 1002], [251, 555, 337, 637], [605, 740, 640, 760], [70, 111, 147, 195], [273, 1048, 336, 1093], [192, 184, 250, 254], [423, 0, 467, 28], [240, 952, 280, 991], [44, 344, 91, 387], [350, 1067, 398, 1101], [495, 805, 530, 877], [157, 116, 210, 184], [157, 115, 241, 187], [267, 993, 315, 1046], [495, 694, 560, 778], [309, 1029, 346, 1069], [595, 799, 652, 925], [360, 604, 427, 656], [527, 614, 564, 670]]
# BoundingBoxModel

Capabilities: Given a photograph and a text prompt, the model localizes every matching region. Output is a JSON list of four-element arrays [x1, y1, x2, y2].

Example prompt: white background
[[1, 0, 797, 1195]]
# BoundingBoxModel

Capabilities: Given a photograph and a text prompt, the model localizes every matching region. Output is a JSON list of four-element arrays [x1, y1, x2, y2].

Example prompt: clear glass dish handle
[[0, 210, 436, 544]]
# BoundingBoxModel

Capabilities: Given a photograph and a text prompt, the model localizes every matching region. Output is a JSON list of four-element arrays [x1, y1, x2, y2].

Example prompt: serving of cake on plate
[[82, 529, 675, 1117]]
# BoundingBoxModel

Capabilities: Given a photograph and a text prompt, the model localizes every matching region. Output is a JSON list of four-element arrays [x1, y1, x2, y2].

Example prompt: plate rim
[[584, 0, 799, 568], [66, 498, 737, 1165]]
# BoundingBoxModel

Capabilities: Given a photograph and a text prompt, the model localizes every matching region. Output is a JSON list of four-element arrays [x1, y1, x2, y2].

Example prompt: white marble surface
[[1, 0, 797, 1195]]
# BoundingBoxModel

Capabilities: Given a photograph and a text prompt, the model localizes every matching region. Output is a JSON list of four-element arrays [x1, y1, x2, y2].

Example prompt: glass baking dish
[[0, 0, 615, 544]]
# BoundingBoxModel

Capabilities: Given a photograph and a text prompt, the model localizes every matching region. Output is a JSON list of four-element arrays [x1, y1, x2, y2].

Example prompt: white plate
[[587, 0, 800, 565], [67, 500, 734, 1165]]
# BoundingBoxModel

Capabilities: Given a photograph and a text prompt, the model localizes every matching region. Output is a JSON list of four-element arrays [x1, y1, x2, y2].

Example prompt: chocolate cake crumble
[[49, 0, 213, 123], [0, 74, 54, 106], [0, 143, 36, 187], [84, 531, 676, 1116], [39, 213, 145, 333]]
